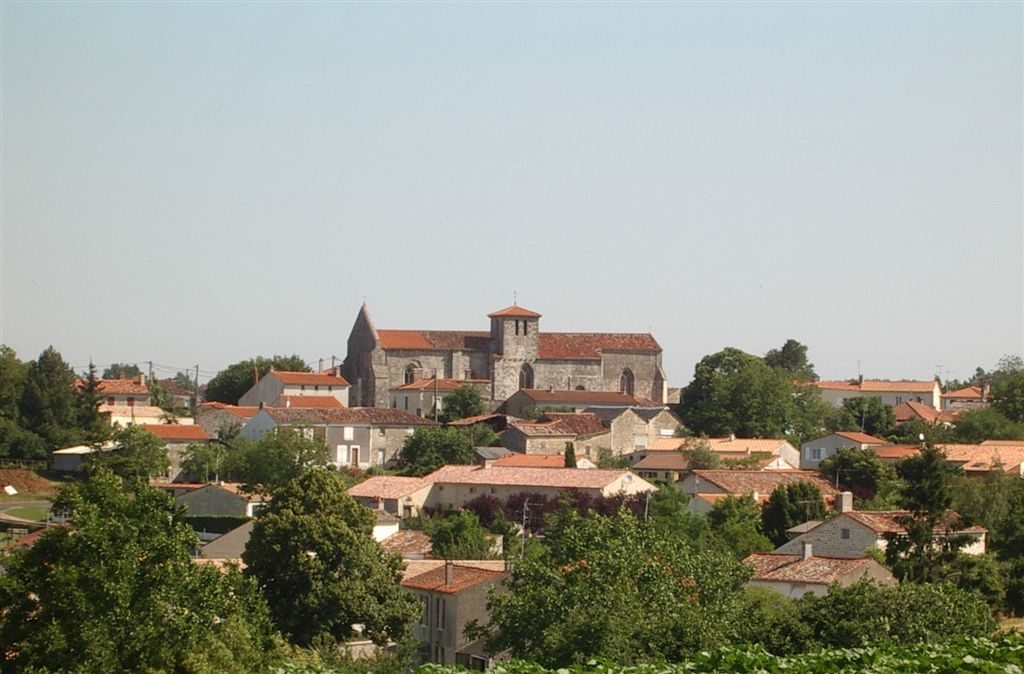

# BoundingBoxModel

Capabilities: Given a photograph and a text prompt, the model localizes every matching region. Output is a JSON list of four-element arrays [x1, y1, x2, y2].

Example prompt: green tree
[[101, 362, 143, 380], [18, 347, 86, 455], [991, 354, 1024, 422], [180, 441, 228, 483], [764, 339, 817, 381], [0, 469, 281, 673], [242, 469, 418, 647], [760, 482, 828, 546], [884, 446, 968, 583], [464, 422, 500, 448], [681, 438, 720, 470], [226, 430, 328, 492], [888, 417, 956, 445], [441, 384, 486, 422], [90, 425, 170, 480], [734, 586, 811, 655], [704, 494, 773, 559], [0, 345, 25, 425], [679, 347, 828, 442], [953, 407, 1024, 442], [831, 397, 896, 437], [819, 447, 896, 500], [563, 442, 577, 468], [76, 361, 110, 444], [205, 355, 309, 405], [476, 507, 751, 667], [397, 426, 473, 476], [426, 510, 497, 559]]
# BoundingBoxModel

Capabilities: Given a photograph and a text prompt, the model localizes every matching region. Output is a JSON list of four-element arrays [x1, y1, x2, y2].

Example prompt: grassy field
[[4, 506, 50, 521]]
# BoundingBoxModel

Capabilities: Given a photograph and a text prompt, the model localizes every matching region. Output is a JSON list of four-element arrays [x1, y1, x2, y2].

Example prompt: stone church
[[342, 304, 667, 408]]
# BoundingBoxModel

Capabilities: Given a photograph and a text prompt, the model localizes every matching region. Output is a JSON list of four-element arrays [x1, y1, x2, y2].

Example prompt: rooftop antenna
[[513, 290, 518, 306]]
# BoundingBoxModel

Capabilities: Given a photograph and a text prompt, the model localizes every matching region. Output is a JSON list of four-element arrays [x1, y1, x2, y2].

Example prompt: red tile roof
[[842, 510, 985, 535], [635, 452, 779, 472], [492, 454, 581, 469], [691, 470, 838, 498], [816, 379, 937, 393], [487, 305, 542, 318], [377, 330, 491, 352], [508, 421, 577, 438], [380, 529, 433, 556], [348, 476, 432, 500], [261, 407, 436, 427], [271, 395, 344, 409], [745, 553, 882, 585], [97, 379, 149, 395], [424, 465, 652, 491], [894, 401, 939, 424], [197, 402, 261, 419], [140, 424, 210, 442], [941, 386, 984, 400], [402, 563, 506, 594], [542, 412, 609, 438], [519, 389, 643, 406], [538, 333, 660, 360], [833, 431, 889, 445], [936, 444, 1024, 473], [873, 444, 921, 460], [271, 371, 350, 387]]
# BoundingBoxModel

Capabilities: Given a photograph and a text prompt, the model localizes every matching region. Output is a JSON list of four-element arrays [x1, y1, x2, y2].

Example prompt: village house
[[238, 370, 350, 407], [940, 385, 989, 411], [175, 483, 267, 518], [402, 560, 509, 670], [194, 402, 261, 438], [240, 407, 436, 470], [744, 545, 895, 598], [799, 431, 890, 470], [97, 376, 151, 407], [100, 404, 170, 427], [348, 476, 434, 518], [775, 492, 987, 558], [633, 446, 797, 484], [499, 389, 656, 418], [815, 378, 941, 409], [140, 423, 212, 481], [680, 470, 838, 515], [936, 443, 1024, 476], [633, 437, 800, 469], [390, 378, 490, 418], [380, 529, 434, 559], [342, 303, 667, 407], [491, 453, 597, 469], [498, 407, 681, 459]]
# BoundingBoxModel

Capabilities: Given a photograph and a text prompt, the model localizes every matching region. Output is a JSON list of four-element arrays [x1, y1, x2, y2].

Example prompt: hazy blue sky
[[2, 2, 1021, 386]]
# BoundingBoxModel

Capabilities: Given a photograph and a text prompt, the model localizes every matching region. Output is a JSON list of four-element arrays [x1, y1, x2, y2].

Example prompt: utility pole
[[148, 360, 154, 382], [433, 369, 439, 422], [194, 365, 200, 411], [520, 501, 532, 559]]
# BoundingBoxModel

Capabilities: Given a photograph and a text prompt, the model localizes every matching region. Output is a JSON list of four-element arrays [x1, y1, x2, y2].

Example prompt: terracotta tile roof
[[537, 332, 660, 360], [690, 470, 838, 497], [401, 559, 506, 581], [816, 379, 937, 393], [98, 379, 150, 395], [348, 476, 432, 500], [745, 553, 880, 585], [487, 305, 542, 318], [424, 465, 653, 492], [842, 510, 986, 535], [942, 386, 984, 400], [380, 529, 433, 556], [377, 330, 491, 352], [270, 395, 344, 409], [894, 401, 940, 424], [150, 481, 206, 491], [271, 371, 350, 387], [140, 424, 210, 442], [648, 438, 685, 451], [833, 432, 889, 445], [391, 378, 466, 392], [981, 439, 1024, 446], [450, 413, 520, 427], [542, 412, 609, 438], [873, 444, 921, 460], [402, 563, 506, 594], [99, 404, 167, 418], [493, 454, 591, 469], [519, 389, 642, 406], [198, 402, 261, 419], [261, 407, 436, 427], [636, 452, 778, 472], [509, 421, 576, 438], [706, 438, 795, 454], [936, 444, 1024, 473]]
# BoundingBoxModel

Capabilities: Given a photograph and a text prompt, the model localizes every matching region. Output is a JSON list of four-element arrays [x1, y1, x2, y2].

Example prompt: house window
[[405, 364, 417, 385], [895, 396, 902, 404], [302, 428, 314, 441], [469, 487, 476, 494], [519, 363, 534, 389], [438, 485, 445, 491], [619, 369, 635, 396], [336, 445, 348, 464], [106, 396, 115, 406], [810, 448, 822, 460], [314, 385, 319, 391], [301, 385, 306, 391], [377, 449, 385, 465], [391, 398, 397, 408], [523, 321, 528, 336], [515, 320, 520, 336], [343, 427, 354, 441], [404, 398, 409, 411], [841, 528, 851, 540], [127, 397, 135, 407], [490, 488, 496, 494], [350, 445, 360, 466]]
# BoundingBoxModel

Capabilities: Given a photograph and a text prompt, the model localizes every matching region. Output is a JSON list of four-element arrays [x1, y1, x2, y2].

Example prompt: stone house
[[500, 422, 579, 456], [799, 431, 890, 470], [175, 483, 267, 518], [240, 407, 436, 470], [500, 389, 653, 418], [389, 378, 490, 419], [342, 303, 666, 408], [815, 378, 941, 409], [140, 423, 212, 481], [194, 402, 261, 438], [775, 493, 987, 558], [238, 371, 350, 407], [583, 407, 682, 456], [348, 476, 434, 518], [402, 561, 509, 669], [744, 546, 895, 598]]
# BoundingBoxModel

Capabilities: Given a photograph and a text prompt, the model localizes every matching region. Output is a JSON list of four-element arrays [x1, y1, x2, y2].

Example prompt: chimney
[[837, 491, 853, 513], [285, 398, 291, 408], [729, 433, 735, 442], [445, 561, 454, 586], [138, 374, 146, 385], [858, 374, 864, 386], [802, 540, 813, 561], [319, 358, 324, 373]]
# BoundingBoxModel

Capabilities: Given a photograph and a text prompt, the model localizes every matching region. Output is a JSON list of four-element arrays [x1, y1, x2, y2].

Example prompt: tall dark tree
[[223, 430, 328, 493], [243, 469, 418, 647], [205, 355, 309, 405], [0, 469, 281, 673], [441, 384, 486, 422], [426, 510, 497, 559], [760, 482, 828, 546], [990, 356, 1024, 423], [17, 347, 83, 454], [76, 362, 110, 444], [397, 426, 473, 476], [819, 446, 896, 500], [764, 339, 816, 381], [564, 442, 577, 468], [831, 397, 896, 437]]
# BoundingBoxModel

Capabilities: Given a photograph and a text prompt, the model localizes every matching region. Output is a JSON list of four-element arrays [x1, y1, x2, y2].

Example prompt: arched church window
[[519, 363, 534, 390], [404, 363, 419, 385], [619, 369, 635, 396]]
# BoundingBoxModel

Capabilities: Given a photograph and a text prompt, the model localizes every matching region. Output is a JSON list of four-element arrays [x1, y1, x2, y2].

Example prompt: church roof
[[538, 333, 660, 360], [377, 330, 490, 352], [488, 305, 542, 318]]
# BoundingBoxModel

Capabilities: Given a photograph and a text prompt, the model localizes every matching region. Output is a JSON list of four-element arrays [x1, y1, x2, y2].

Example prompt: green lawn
[[5, 506, 49, 521]]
